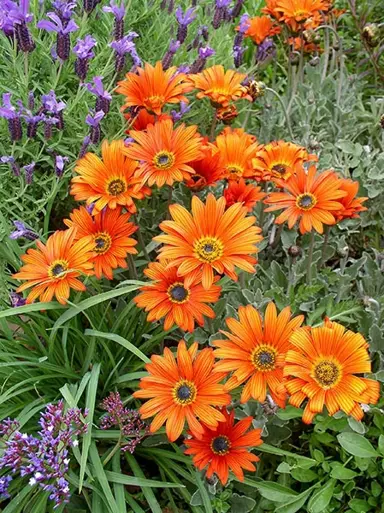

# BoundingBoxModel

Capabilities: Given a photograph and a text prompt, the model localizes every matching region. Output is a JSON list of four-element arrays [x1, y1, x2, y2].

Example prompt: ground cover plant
[[0, 0, 383, 511]]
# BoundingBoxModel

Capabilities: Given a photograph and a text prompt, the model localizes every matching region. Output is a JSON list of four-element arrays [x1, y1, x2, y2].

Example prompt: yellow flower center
[[153, 151, 176, 170], [251, 344, 277, 372], [210, 435, 231, 455], [93, 232, 112, 255], [145, 95, 165, 111], [107, 178, 127, 196], [226, 164, 244, 179], [194, 236, 224, 263], [167, 282, 190, 304], [172, 379, 197, 406], [296, 192, 317, 211], [48, 259, 69, 280], [312, 359, 341, 389]]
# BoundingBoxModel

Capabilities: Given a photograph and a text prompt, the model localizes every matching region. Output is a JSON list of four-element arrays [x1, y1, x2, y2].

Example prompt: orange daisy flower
[[134, 261, 221, 332], [240, 16, 281, 45], [154, 193, 262, 289], [288, 36, 321, 53], [13, 229, 94, 304], [215, 127, 259, 181], [262, 0, 283, 20], [116, 61, 192, 116], [185, 409, 263, 485], [188, 65, 251, 108], [334, 178, 368, 222], [124, 119, 203, 188], [124, 109, 171, 132], [275, 0, 328, 30], [224, 179, 266, 212], [64, 206, 137, 280], [264, 166, 347, 234], [134, 340, 231, 442], [284, 320, 380, 424], [184, 143, 223, 192], [252, 140, 318, 183], [71, 139, 151, 215], [213, 303, 304, 407]]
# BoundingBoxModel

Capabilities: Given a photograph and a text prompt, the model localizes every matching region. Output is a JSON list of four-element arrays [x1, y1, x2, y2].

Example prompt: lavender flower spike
[[233, 44, 245, 68], [9, 0, 35, 52], [37, 13, 78, 60], [171, 101, 191, 122], [212, 0, 231, 29], [1, 156, 20, 176], [73, 35, 97, 81], [23, 162, 35, 184], [162, 39, 180, 70], [55, 155, 69, 177], [83, 0, 96, 14], [42, 90, 66, 130], [175, 6, 196, 44], [0, 1, 16, 37], [86, 110, 105, 144], [190, 45, 215, 73], [0, 93, 23, 141], [23, 110, 44, 138], [85, 76, 112, 114], [52, 0, 76, 23], [79, 135, 91, 158], [10, 220, 38, 240], [103, 0, 125, 41], [110, 35, 136, 73], [231, 0, 246, 19]]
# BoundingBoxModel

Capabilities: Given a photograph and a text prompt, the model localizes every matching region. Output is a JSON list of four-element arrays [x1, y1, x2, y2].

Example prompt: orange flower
[[252, 140, 318, 183], [185, 409, 263, 485], [134, 262, 221, 332], [188, 65, 251, 108], [154, 193, 262, 289], [64, 206, 137, 280], [288, 36, 321, 53], [240, 16, 281, 45], [262, 0, 283, 20], [224, 179, 266, 212], [71, 139, 151, 215], [264, 166, 347, 234], [13, 229, 94, 304], [275, 0, 328, 30], [334, 178, 368, 221], [184, 143, 223, 192], [213, 303, 304, 407], [116, 61, 192, 115], [284, 320, 380, 423], [215, 127, 259, 181], [124, 119, 203, 188], [133, 340, 231, 442], [124, 109, 171, 132]]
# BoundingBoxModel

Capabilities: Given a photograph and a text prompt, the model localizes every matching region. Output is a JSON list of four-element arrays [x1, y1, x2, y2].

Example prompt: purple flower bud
[[86, 110, 104, 144], [231, 0, 245, 19], [23, 162, 35, 184], [85, 76, 112, 114], [0, 93, 23, 140], [43, 116, 59, 139], [103, 0, 125, 40], [233, 44, 245, 68], [175, 7, 196, 43], [198, 25, 209, 41], [171, 101, 191, 122], [190, 46, 215, 73], [83, 0, 96, 14], [73, 34, 96, 59], [0, 476, 12, 499], [167, 0, 174, 14], [9, 0, 35, 51], [256, 38, 276, 64], [54, 155, 69, 177], [1, 155, 20, 176], [9, 220, 38, 240], [27, 90, 35, 110], [37, 14, 78, 60], [162, 39, 180, 70], [238, 13, 249, 33], [85, 201, 95, 213], [52, 0, 76, 22], [160, 0, 167, 9], [42, 90, 66, 114], [110, 35, 139, 73], [199, 45, 215, 59], [79, 135, 91, 158]]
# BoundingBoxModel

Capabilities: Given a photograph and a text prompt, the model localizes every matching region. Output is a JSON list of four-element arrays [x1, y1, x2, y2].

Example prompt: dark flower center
[[211, 435, 231, 455], [296, 193, 316, 210], [272, 164, 287, 176], [170, 285, 188, 302], [48, 260, 69, 279], [204, 244, 214, 253], [153, 151, 175, 170], [107, 179, 126, 196], [173, 380, 197, 405], [194, 236, 224, 263], [313, 360, 340, 388], [93, 232, 112, 254], [52, 264, 65, 276], [251, 344, 277, 371], [177, 385, 192, 400]]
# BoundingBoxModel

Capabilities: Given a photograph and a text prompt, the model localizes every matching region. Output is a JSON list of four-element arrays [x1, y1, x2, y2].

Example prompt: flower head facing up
[[240, 15, 280, 44], [264, 166, 347, 234], [154, 193, 262, 289], [224, 179, 266, 212], [64, 206, 137, 280], [215, 127, 259, 181], [73, 34, 97, 59], [334, 178, 368, 222], [71, 139, 150, 214], [116, 61, 192, 116], [175, 6, 196, 26], [37, 12, 78, 34], [188, 65, 251, 108], [134, 340, 231, 441], [252, 140, 318, 183], [185, 409, 263, 484], [135, 261, 221, 332], [102, 0, 125, 20], [184, 143, 223, 192], [124, 119, 203, 188], [13, 229, 94, 304], [284, 320, 380, 423], [213, 303, 304, 407], [275, 0, 328, 30]]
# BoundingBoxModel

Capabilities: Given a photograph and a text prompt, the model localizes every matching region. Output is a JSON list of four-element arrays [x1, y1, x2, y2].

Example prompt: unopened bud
[[288, 245, 302, 258], [337, 246, 349, 258]]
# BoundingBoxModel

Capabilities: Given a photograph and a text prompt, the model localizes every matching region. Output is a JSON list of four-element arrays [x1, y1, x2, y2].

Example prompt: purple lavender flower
[[41, 90, 66, 129], [85, 201, 95, 213], [54, 155, 69, 177], [160, 0, 167, 9], [198, 24, 209, 41], [27, 90, 34, 110], [52, 0, 76, 24], [73, 35, 97, 81], [83, 0, 96, 14], [234, 12, 249, 46], [231, 0, 245, 19], [43, 116, 59, 139], [177, 64, 190, 74], [10, 292, 26, 307], [256, 38, 276, 64], [0, 93, 23, 141], [1, 155, 20, 176], [85, 76, 112, 114], [9, 0, 35, 51], [233, 44, 245, 68], [0, 0, 17, 37], [212, 0, 231, 29], [175, 6, 196, 44], [79, 135, 91, 158], [161, 39, 180, 70], [100, 392, 148, 453], [0, 476, 12, 499], [23, 110, 44, 138], [37, 13, 78, 60], [86, 110, 104, 144], [103, 0, 125, 41], [23, 162, 35, 184], [171, 101, 191, 122], [10, 220, 38, 240], [110, 33, 139, 73], [167, 0, 174, 14], [190, 45, 215, 73]]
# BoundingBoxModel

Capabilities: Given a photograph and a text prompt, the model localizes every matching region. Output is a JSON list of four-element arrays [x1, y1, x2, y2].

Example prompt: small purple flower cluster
[[73, 35, 97, 81], [233, 12, 249, 68], [37, 8, 78, 61], [175, 7, 196, 44], [100, 392, 148, 454], [9, 220, 38, 240], [0, 0, 35, 52], [0, 401, 88, 508], [110, 31, 141, 74]]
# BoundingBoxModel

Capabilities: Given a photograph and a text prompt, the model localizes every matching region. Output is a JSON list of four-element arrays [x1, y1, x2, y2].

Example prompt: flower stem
[[265, 87, 294, 139], [128, 254, 138, 280], [134, 215, 150, 261], [270, 223, 284, 249], [306, 231, 315, 284], [103, 433, 123, 466], [319, 225, 331, 268]]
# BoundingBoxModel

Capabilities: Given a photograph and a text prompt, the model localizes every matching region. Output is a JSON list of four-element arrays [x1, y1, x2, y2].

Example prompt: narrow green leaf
[[337, 433, 379, 458], [125, 453, 162, 513], [242, 479, 297, 502], [85, 329, 150, 363], [112, 453, 126, 513], [0, 302, 65, 319], [89, 442, 119, 513], [105, 470, 184, 488], [275, 487, 314, 513], [195, 471, 213, 513], [308, 479, 335, 513], [2, 486, 33, 513], [257, 443, 317, 466]]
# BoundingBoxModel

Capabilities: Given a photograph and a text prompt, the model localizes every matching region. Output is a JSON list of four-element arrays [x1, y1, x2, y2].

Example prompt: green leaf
[[111, 453, 126, 513], [89, 443, 119, 513], [195, 472, 213, 513], [275, 487, 314, 513], [258, 443, 317, 467], [105, 470, 184, 488], [2, 486, 34, 513], [291, 468, 318, 483], [337, 433, 379, 458], [307, 479, 335, 513], [0, 302, 65, 319], [85, 329, 150, 363], [330, 465, 358, 480], [276, 406, 303, 420], [242, 479, 297, 502], [348, 499, 372, 512], [230, 493, 256, 513], [125, 453, 162, 513], [347, 417, 366, 434], [378, 434, 384, 456]]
